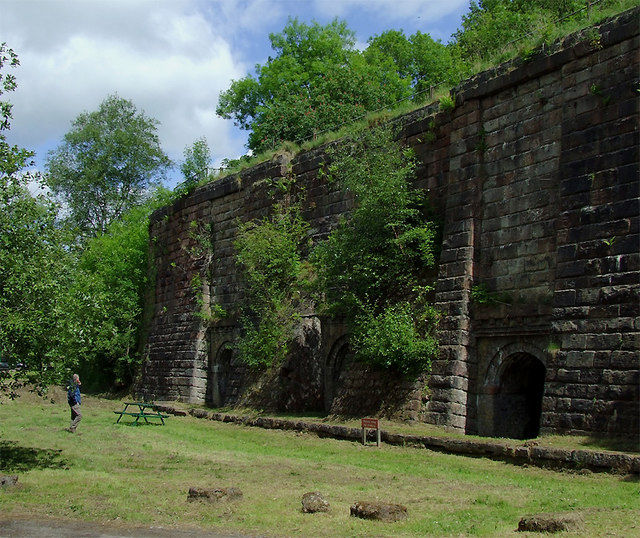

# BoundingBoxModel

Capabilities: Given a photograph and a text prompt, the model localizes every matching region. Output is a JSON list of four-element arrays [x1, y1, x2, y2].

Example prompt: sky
[[1, 0, 470, 188]]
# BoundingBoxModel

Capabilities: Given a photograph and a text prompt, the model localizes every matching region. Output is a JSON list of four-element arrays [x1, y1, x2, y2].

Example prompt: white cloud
[[1, 0, 469, 188], [1, 0, 249, 184], [314, 0, 467, 21]]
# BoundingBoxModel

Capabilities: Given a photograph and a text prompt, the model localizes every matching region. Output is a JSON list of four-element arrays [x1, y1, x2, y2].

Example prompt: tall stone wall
[[139, 9, 639, 439]]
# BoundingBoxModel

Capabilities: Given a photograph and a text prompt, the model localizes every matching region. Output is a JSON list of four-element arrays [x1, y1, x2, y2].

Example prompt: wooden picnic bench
[[114, 401, 169, 425]]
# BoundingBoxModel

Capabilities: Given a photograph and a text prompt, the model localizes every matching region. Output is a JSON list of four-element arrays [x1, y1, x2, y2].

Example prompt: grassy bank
[[1, 390, 638, 537]]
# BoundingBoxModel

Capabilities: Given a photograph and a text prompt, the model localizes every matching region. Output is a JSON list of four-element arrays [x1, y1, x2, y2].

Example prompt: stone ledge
[[180, 409, 639, 474]]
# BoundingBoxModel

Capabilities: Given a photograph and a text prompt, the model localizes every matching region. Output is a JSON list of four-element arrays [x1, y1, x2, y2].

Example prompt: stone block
[[350, 501, 407, 522]]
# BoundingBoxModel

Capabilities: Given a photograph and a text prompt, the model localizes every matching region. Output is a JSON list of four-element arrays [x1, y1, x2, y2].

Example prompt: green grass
[[1, 389, 638, 537]]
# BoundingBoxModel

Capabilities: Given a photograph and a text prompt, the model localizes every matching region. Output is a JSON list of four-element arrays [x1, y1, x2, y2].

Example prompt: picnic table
[[114, 401, 169, 425]]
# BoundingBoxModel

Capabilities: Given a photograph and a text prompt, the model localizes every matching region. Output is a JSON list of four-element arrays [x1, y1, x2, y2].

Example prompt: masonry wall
[[139, 10, 639, 439]]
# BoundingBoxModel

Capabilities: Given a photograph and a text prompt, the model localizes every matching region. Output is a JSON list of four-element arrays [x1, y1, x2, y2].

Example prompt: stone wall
[[139, 9, 639, 439]]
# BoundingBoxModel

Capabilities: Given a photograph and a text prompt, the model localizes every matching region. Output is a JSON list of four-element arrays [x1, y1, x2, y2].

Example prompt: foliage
[[365, 29, 467, 98], [452, 0, 589, 62], [178, 136, 212, 192], [59, 187, 175, 388], [185, 221, 227, 325], [352, 299, 439, 375], [312, 125, 439, 375], [217, 18, 412, 153], [0, 174, 74, 396], [234, 202, 312, 368], [46, 94, 171, 241], [471, 283, 512, 305], [0, 43, 75, 396]]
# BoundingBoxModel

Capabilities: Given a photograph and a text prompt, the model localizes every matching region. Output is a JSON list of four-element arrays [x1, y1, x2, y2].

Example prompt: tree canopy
[[452, 0, 587, 61], [46, 94, 171, 240], [0, 43, 75, 395], [216, 18, 412, 153], [365, 29, 466, 98]]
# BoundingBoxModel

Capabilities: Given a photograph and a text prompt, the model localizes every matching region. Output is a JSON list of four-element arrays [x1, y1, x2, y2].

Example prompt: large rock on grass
[[301, 491, 330, 513], [350, 501, 408, 522], [0, 475, 18, 487]]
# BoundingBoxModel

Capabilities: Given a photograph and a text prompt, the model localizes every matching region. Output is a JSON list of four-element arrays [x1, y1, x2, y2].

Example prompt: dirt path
[[0, 518, 251, 538]]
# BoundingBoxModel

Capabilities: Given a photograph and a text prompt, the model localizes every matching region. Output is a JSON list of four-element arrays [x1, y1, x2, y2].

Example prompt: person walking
[[67, 374, 82, 433]]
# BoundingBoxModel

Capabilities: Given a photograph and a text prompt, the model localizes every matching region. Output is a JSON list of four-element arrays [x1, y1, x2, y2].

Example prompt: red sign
[[361, 418, 379, 429]]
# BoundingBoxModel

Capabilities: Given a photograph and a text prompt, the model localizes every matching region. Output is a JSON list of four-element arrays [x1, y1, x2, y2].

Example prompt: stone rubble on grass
[[350, 501, 408, 522], [301, 491, 330, 513], [0, 475, 18, 487], [187, 486, 243, 503], [517, 513, 583, 533]]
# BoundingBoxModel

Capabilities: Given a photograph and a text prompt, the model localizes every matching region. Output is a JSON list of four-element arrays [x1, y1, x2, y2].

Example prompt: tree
[[179, 136, 212, 191], [217, 18, 411, 153], [59, 187, 175, 388], [46, 94, 171, 240], [365, 30, 466, 99], [0, 43, 74, 396], [452, 0, 586, 61]]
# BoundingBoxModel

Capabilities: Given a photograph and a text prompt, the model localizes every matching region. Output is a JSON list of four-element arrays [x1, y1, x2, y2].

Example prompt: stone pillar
[[427, 97, 482, 432]]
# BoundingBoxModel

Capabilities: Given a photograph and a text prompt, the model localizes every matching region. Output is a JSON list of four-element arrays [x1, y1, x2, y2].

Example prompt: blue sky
[[1, 0, 470, 188]]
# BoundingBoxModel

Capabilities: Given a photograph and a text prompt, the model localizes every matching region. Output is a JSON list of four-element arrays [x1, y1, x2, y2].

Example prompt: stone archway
[[207, 342, 233, 407], [324, 336, 352, 413], [479, 344, 546, 439]]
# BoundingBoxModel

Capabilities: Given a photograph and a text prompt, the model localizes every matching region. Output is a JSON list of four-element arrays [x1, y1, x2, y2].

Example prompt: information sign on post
[[361, 417, 381, 447]]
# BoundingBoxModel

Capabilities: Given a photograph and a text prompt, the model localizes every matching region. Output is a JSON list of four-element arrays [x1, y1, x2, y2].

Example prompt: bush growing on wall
[[312, 124, 440, 375], [234, 202, 312, 368], [233, 125, 439, 375]]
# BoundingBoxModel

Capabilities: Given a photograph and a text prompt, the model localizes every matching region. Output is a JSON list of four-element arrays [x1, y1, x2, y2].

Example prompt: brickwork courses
[[138, 9, 639, 440]]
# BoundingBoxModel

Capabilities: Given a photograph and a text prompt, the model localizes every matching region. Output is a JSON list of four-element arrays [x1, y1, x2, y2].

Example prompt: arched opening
[[324, 338, 352, 413], [207, 343, 233, 407], [493, 353, 546, 439]]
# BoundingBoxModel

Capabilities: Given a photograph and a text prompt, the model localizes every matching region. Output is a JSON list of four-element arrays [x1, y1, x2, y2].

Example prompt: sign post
[[361, 417, 381, 447]]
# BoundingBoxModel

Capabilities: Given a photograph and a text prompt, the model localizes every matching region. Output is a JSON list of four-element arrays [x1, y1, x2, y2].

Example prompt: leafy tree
[[0, 173, 74, 396], [365, 30, 466, 98], [59, 187, 175, 388], [179, 136, 212, 190], [46, 94, 171, 240], [312, 125, 440, 375], [452, 0, 586, 61], [217, 18, 411, 153], [0, 43, 74, 396]]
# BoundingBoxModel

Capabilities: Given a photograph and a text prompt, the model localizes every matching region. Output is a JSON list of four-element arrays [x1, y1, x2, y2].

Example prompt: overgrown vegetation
[[234, 201, 312, 368], [312, 125, 440, 375], [233, 125, 439, 375]]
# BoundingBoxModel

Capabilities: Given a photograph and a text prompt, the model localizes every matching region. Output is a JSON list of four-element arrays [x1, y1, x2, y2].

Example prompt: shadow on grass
[[115, 422, 165, 427], [584, 434, 639, 454], [0, 441, 68, 472]]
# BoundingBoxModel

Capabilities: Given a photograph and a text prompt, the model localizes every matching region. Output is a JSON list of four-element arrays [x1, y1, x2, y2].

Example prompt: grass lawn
[[0, 389, 638, 537]]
